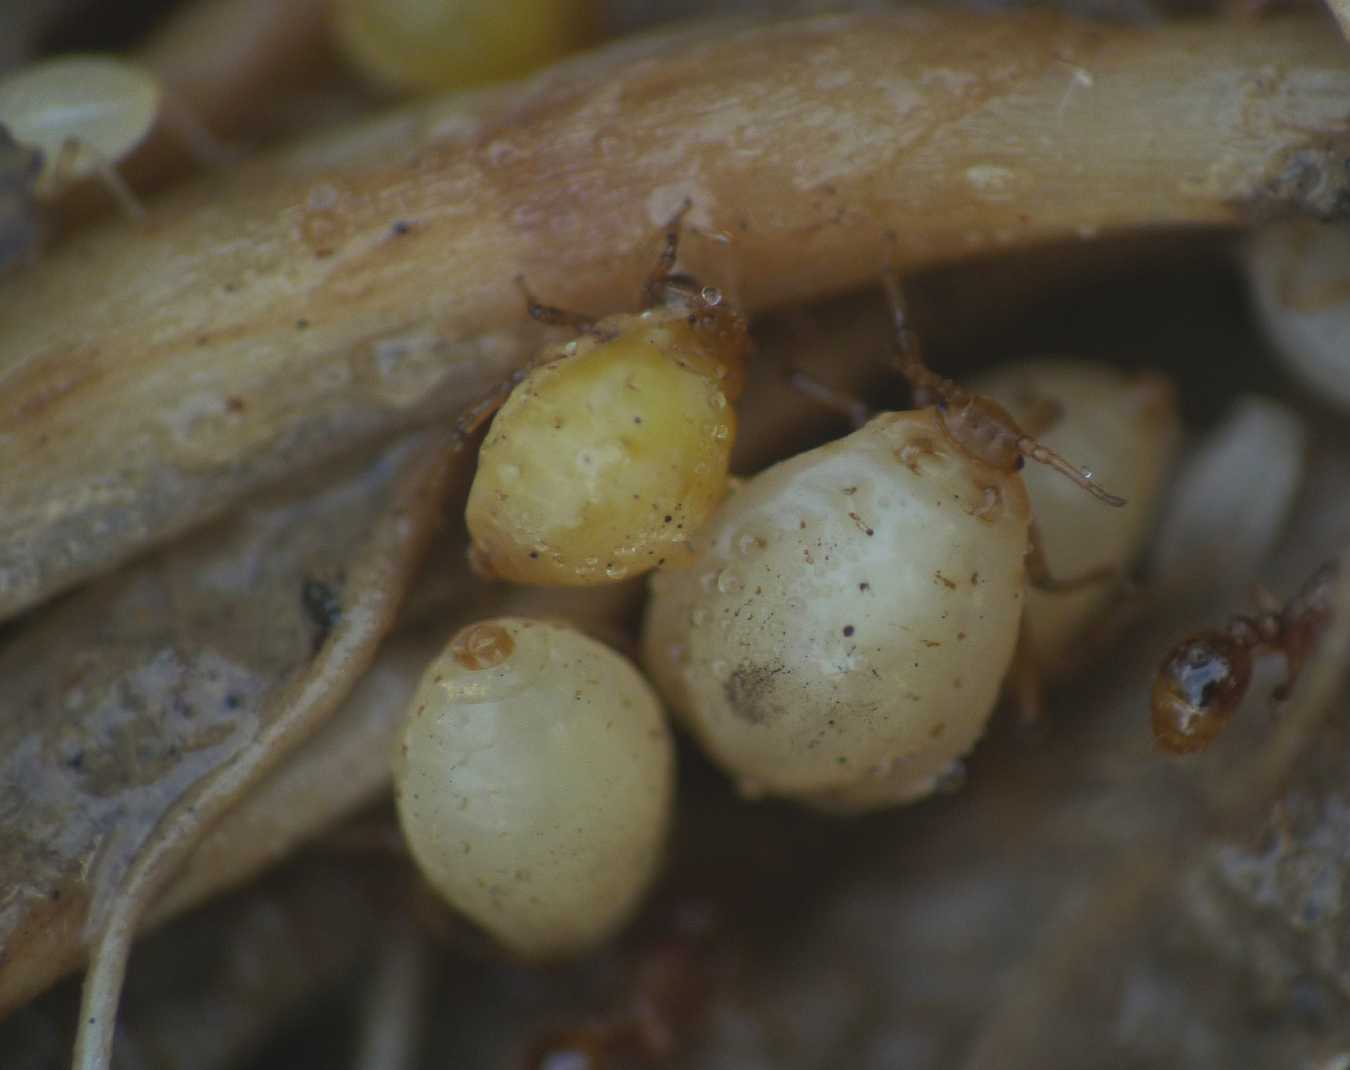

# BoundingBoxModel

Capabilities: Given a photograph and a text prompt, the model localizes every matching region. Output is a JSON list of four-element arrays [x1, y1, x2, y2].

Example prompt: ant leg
[[514, 276, 598, 333], [785, 367, 871, 429], [1024, 521, 1120, 593], [640, 198, 693, 309], [1008, 610, 1046, 724]]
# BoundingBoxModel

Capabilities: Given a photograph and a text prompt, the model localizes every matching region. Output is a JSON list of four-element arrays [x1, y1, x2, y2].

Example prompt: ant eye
[[1151, 633, 1252, 754]]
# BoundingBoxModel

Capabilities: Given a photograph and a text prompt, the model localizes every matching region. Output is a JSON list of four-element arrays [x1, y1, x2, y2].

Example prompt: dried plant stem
[[2, 11, 1349, 623], [69, 431, 455, 1070]]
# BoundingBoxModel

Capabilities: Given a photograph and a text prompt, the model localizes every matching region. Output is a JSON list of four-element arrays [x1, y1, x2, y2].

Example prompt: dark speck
[[843, 625, 855, 637], [302, 577, 343, 652], [859, 582, 870, 592], [296, 318, 310, 330], [390, 220, 413, 236], [224, 693, 243, 710]]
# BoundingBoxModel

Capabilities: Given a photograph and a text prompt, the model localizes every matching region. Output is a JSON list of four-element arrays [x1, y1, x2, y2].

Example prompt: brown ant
[[1152, 559, 1339, 754]]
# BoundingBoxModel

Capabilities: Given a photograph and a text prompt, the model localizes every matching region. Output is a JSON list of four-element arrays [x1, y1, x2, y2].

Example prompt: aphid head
[[1151, 631, 1252, 754]]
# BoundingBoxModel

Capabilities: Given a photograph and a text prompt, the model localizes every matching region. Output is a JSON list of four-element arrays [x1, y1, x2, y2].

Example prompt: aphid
[[643, 279, 1124, 809], [973, 359, 1179, 683], [1151, 559, 1338, 755], [0, 55, 161, 218], [393, 618, 674, 958], [333, 0, 596, 93], [465, 203, 750, 586]]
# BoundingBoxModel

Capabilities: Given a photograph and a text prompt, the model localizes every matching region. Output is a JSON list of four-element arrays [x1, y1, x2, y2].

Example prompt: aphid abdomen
[[467, 313, 740, 585], [644, 408, 1030, 805]]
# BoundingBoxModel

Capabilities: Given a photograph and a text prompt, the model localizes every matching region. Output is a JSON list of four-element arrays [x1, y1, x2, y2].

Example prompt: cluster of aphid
[[395, 205, 1343, 978]]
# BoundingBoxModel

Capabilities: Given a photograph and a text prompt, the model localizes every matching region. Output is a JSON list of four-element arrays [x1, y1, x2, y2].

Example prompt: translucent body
[[643, 408, 1030, 806], [393, 618, 674, 958], [0, 56, 160, 196], [333, 0, 594, 93], [467, 308, 745, 586], [975, 360, 1179, 676]]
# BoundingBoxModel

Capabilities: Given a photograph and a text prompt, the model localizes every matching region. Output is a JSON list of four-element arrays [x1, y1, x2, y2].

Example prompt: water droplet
[[716, 569, 743, 594], [604, 562, 628, 580], [710, 391, 728, 409], [712, 423, 729, 441]]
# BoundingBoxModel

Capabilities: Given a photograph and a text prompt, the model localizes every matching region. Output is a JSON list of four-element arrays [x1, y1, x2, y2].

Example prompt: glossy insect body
[[644, 407, 1031, 806], [394, 618, 674, 957], [467, 208, 750, 586], [1152, 559, 1339, 754]]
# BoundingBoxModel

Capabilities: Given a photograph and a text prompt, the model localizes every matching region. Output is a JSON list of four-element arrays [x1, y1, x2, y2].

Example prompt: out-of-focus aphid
[[332, 0, 596, 94], [0, 55, 161, 217], [1152, 559, 1339, 754]]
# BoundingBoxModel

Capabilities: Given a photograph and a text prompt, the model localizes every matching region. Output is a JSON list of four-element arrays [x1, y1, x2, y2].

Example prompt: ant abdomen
[[1151, 631, 1253, 754]]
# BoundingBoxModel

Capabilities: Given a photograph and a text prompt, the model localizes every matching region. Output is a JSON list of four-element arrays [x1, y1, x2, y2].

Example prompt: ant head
[[1151, 631, 1252, 754]]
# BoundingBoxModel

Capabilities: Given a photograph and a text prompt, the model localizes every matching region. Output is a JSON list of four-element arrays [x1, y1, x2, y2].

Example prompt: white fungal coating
[[0, 56, 160, 196], [974, 359, 1179, 676], [643, 407, 1030, 806], [393, 618, 674, 958], [1247, 220, 1350, 413], [467, 308, 746, 586]]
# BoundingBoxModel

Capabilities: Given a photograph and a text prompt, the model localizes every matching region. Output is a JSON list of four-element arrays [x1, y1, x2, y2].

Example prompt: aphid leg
[[880, 270, 961, 404], [1024, 521, 1119, 593], [640, 197, 694, 308], [786, 367, 871, 429], [514, 275, 598, 333], [1015, 435, 1127, 507], [1009, 610, 1046, 724], [50, 137, 147, 221]]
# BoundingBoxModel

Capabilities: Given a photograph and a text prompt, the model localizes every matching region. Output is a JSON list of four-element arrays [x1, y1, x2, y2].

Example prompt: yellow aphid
[[466, 205, 750, 586], [393, 618, 674, 958], [0, 55, 160, 200], [333, 0, 595, 93]]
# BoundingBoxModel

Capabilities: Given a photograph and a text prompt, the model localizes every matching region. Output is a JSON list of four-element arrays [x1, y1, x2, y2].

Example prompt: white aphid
[[643, 407, 1030, 808], [975, 359, 1179, 676], [0, 55, 160, 199], [394, 618, 674, 958]]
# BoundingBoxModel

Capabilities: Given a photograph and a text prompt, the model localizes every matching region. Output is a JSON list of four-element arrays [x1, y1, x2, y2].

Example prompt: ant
[[1152, 558, 1339, 754]]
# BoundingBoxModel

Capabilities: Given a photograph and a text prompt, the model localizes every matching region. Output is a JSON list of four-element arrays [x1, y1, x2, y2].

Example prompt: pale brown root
[[4, 12, 1350, 623], [70, 431, 456, 1070]]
